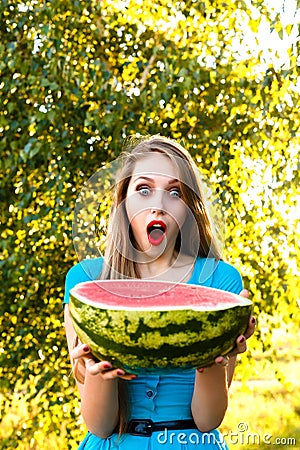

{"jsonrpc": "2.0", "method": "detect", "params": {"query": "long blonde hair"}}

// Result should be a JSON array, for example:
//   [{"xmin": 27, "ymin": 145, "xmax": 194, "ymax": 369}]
[{"xmin": 73, "ymin": 135, "xmax": 223, "ymax": 434}]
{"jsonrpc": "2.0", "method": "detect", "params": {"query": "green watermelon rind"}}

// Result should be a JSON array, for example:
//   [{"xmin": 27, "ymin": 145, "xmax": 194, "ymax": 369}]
[{"xmin": 69, "ymin": 285, "xmax": 252, "ymax": 371}]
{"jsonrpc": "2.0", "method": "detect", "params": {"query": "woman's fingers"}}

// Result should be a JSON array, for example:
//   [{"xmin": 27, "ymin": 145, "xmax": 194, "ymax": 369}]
[
  {"xmin": 71, "ymin": 343, "xmax": 137, "ymax": 380},
  {"xmin": 85, "ymin": 359, "xmax": 112, "ymax": 373},
  {"xmin": 238, "ymin": 288, "xmax": 256, "ymax": 339},
  {"xmin": 235, "ymin": 335, "xmax": 247, "ymax": 353},
  {"xmin": 84, "ymin": 357, "xmax": 137, "ymax": 380},
  {"xmin": 197, "ymin": 294, "xmax": 256, "ymax": 372},
  {"xmin": 88, "ymin": 362, "xmax": 137, "ymax": 380},
  {"xmin": 215, "ymin": 355, "xmax": 230, "ymax": 366},
  {"xmin": 239, "ymin": 289, "xmax": 249, "ymax": 298},
  {"xmin": 226, "ymin": 316, "xmax": 256, "ymax": 358},
  {"xmin": 197, "ymin": 355, "xmax": 231, "ymax": 373},
  {"xmin": 244, "ymin": 316, "xmax": 256, "ymax": 339},
  {"xmin": 70, "ymin": 343, "xmax": 91, "ymax": 360}
]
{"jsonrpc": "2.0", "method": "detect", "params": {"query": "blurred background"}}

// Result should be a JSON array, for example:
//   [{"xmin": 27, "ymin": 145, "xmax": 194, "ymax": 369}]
[{"xmin": 0, "ymin": 0, "xmax": 299, "ymax": 448}]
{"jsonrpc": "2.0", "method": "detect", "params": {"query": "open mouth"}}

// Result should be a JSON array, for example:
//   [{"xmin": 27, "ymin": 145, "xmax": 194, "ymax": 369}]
[{"xmin": 147, "ymin": 220, "xmax": 167, "ymax": 246}]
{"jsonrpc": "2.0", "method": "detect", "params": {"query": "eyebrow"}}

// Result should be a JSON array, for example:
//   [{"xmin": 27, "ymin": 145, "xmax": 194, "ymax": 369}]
[{"xmin": 132, "ymin": 176, "xmax": 180, "ymax": 184}]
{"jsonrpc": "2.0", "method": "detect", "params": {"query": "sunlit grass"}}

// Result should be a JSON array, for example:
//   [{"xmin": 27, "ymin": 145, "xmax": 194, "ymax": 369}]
[
  {"xmin": 222, "ymin": 382, "xmax": 300, "ymax": 449},
  {"xmin": 221, "ymin": 325, "xmax": 300, "ymax": 449}
]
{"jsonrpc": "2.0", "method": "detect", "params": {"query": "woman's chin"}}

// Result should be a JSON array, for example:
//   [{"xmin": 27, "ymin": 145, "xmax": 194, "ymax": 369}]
[{"xmin": 136, "ymin": 240, "xmax": 167, "ymax": 260}]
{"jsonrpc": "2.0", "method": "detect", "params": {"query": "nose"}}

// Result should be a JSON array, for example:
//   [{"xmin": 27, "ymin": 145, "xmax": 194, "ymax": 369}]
[
  {"xmin": 150, "ymin": 189, "xmax": 166, "ymax": 214},
  {"xmin": 151, "ymin": 207, "xmax": 165, "ymax": 214}
]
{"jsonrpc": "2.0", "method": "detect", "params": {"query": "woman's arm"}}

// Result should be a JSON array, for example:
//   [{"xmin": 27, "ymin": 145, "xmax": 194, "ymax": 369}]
[
  {"xmin": 64, "ymin": 305, "xmax": 130, "ymax": 438},
  {"xmin": 191, "ymin": 359, "xmax": 232, "ymax": 432},
  {"xmin": 191, "ymin": 315, "xmax": 255, "ymax": 431},
  {"xmin": 191, "ymin": 289, "xmax": 256, "ymax": 431}
]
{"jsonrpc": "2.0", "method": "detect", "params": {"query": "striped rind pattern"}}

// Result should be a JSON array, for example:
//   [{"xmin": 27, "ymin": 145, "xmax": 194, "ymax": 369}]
[{"xmin": 69, "ymin": 290, "xmax": 252, "ymax": 371}]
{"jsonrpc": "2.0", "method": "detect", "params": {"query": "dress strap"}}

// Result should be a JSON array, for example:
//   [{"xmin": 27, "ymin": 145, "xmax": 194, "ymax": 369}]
[{"xmin": 198, "ymin": 258, "xmax": 218, "ymax": 286}]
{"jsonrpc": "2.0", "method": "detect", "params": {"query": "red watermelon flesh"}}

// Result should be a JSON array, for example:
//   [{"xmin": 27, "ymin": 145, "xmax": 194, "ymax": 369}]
[{"xmin": 71, "ymin": 280, "xmax": 244, "ymax": 310}]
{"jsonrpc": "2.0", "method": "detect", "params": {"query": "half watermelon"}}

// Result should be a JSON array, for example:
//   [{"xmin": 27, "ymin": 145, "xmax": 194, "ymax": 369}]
[{"xmin": 69, "ymin": 280, "xmax": 252, "ymax": 372}]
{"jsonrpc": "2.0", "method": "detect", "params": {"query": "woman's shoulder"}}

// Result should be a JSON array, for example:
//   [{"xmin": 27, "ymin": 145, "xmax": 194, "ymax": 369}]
[
  {"xmin": 212, "ymin": 258, "xmax": 241, "ymax": 276},
  {"xmin": 63, "ymin": 257, "xmax": 104, "ymax": 305},
  {"xmin": 66, "ymin": 257, "xmax": 104, "ymax": 281},
  {"xmin": 192, "ymin": 257, "xmax": 243, "ymax": 294},
  {"xmin": 67, "ymin": 257, "xmax": 103, "ymax": 278}
]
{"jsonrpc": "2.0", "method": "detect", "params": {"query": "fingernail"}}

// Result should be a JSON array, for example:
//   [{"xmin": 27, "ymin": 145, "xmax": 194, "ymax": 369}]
[
  {"xmin": 116, "ymin": 369, "xmax": 125, "ymax": 376},
  {"xmin": 239, "ymin": 336, "xmax": 245, "ymax": 343},
  {"xmin": 103, "ymin": 363, "xmax": 112, "ymax": 369},
  {"xmin": 83, "ymin": 345, "xmax": 90, "ymax": 352}
]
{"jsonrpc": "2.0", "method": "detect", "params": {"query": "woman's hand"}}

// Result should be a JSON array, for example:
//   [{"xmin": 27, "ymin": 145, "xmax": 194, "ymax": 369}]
[
  {"xmin": 226, "ymin": 288, "xmax": 256, "ymax": 358},
  {"xmin": 71, "ymin": 343, "xmax": 137, "ymax": 381},
  {"xmin": 197, "ymin": 289, "xmax": 256, "ymax": 372}
]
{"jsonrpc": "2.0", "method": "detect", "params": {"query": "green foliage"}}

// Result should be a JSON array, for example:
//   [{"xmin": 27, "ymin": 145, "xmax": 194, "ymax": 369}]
[{"xmin": 0, "ymin": 0, "xmax": 299, "ymax": 448}]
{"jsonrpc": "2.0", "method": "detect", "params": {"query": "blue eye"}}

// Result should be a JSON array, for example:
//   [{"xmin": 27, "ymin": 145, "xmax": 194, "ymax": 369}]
[
  {"xmin": 170, "ymin": 189, "xmax": 180, "ymax": 198},
  {"xmin": 137, "ymin": 186, "xmax": 151, "ymax": 196}
]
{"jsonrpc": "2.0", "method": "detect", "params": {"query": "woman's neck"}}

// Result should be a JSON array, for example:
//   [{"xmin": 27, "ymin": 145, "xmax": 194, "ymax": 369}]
[
  {"xmin": 137, "ymin": 251, "xmax": 195, "ymax": 282},
  {"xmin": 137, "ymin": 248, "xmax": 176, "ymax": 278}
]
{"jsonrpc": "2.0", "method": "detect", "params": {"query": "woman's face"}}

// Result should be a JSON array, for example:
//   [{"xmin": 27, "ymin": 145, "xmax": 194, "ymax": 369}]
[{"xmin": 125, "ymin": 153, "xmax": 187, "ymax": 256}]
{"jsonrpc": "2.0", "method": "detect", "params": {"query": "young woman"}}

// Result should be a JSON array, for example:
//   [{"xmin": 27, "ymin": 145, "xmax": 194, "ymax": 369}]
[{"xmin": 64, "ymin": 135, "xmax": 255, "ymax": 449}]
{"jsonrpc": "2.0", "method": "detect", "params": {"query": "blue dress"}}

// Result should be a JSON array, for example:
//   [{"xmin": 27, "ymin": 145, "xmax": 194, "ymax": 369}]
[{"xmin": 64, "ymin": 258, "xmax": 243, "ymax": 449}]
